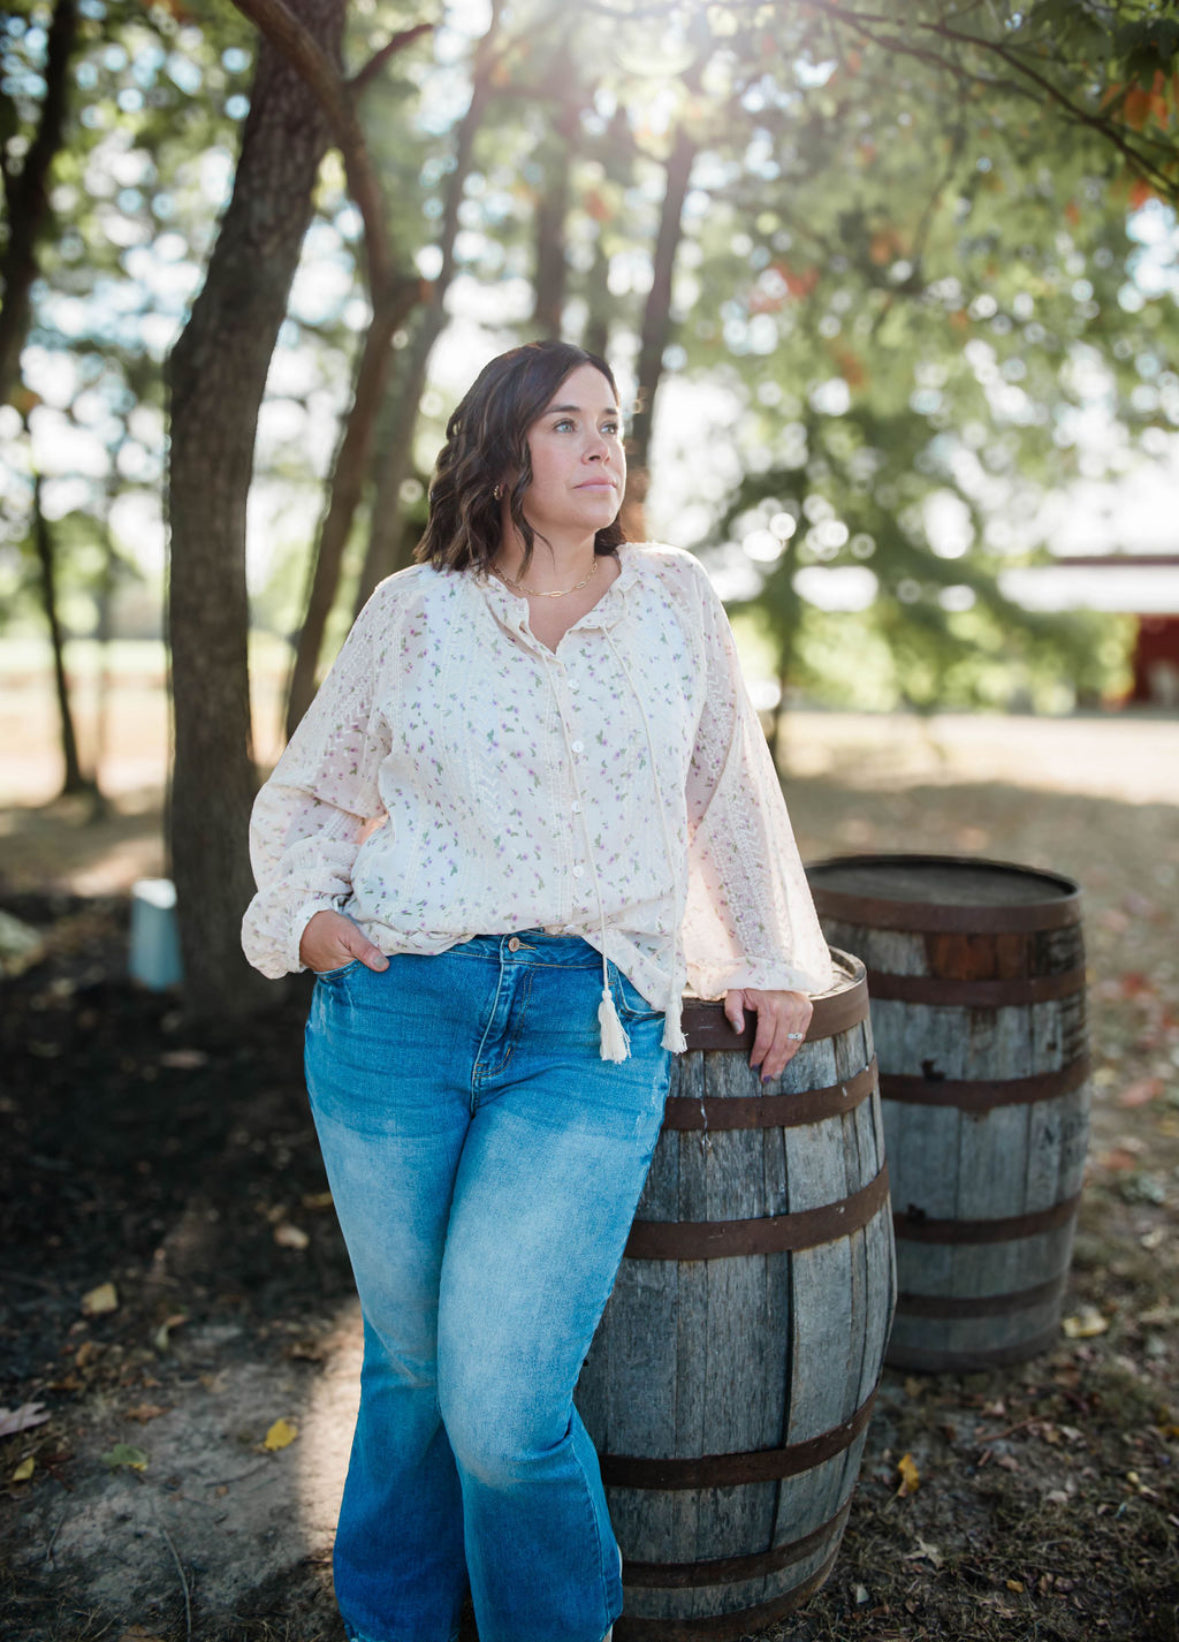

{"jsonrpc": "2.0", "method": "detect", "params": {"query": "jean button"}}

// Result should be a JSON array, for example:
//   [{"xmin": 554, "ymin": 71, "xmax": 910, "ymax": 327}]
[{"xmin": 507, "ymin": 936, "xmax": 521, "ymax": 952}]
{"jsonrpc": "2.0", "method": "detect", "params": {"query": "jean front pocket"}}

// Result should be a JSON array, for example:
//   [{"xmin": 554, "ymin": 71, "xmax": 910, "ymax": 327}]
[
  {"xmin": 609, "ymin": 964, "xmax": 665, "ymax": 1024},
  {"xmin": 313, "ymin": 957, "xmax": 362, "ymax": 982}
]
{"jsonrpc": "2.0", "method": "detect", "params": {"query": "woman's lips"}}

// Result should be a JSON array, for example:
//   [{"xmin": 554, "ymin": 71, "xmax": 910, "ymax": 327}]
[{"xmin": 577, "ymin": 479, "xmax": 617, "ymax": 490}]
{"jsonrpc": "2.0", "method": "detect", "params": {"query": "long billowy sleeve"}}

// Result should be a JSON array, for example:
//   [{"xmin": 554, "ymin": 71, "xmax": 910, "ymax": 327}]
[
  {"xmin": 241, "ymin": 583, "xmax": 395, "ymax": 979},
  {"xmin": 680, "ymin": 563, "xmax": 834, "ymax": 1001}
]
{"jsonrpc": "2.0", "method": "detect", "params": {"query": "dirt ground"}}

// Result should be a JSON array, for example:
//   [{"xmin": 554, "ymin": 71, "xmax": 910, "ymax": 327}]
[{"xmin": 1, "ymin": 706, "xmax": 1177, "ymax": 1642}]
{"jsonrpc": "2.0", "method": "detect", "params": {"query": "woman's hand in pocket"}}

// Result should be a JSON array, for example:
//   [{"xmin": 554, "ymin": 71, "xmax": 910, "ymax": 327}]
[{"xmin": 299, "ymin": 910, "xmax": 389, "ymax": 974}]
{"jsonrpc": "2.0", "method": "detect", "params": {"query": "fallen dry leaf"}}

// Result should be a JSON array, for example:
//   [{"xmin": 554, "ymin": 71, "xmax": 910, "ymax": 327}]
[
  {"xmin": 1063, "ymin": 1307, "xmax": 1109, "ymax": 1339},
  {"xmin": 1117, "ymin": 1077, "xmax": 1164, "ymax": 1109},
  {"xmin": 286, "ymin": 1339, "xmax": 326, "ymax": 1363},
  {"xmin": 1096, "ymin": 1147, "xmax": 1139, "ymax": 1172},
  {"xmin": 1007, "ymin": 1578, "xmax": 1026, "ymax": 1593},
  {"xmin": 895, "ymin": 1452, "xmax": 920, "ymax": 1497},
  {"xmin": 273, "ymin": 1222, "xmax": 310, "ymax": 1251},
  {"xmin": 11, "ymin": 1457, "xmax": 35, "ymax": 1483},
  {"xmin": 119, "ymin": 1628, "xmax": 168, "ymax": 1641},
  {"xmin": 125, "ymin": 1404, "xmax": 168, "ymax": 1424},
  {"xmin": 904, "ymin": 1536, "xmax": 943, "ymax": 1568},
  {"xmin": 0, "ymin": 1404, "xmax": 51, "ymax": 1438},
  {"xmin": 153, "ymin": 1312, "xmax": 188, "ymax": 1353},
  {"xmin": 75, "ymin": 1339, "xmax": 104, "ymax": 1368},
  {"xmin": 263, "ymin": 1418, "xmax": 298, "ymax": 1452},
  {"xmin": 81, "ymin": 1282, "xmax": 118, "ymax": 1317},
  {"xmin": 301, "ymin": 1190, "xmax": 333, "ymax": 1210},
  {"xmin": 158, "ymin": 1048, "xmax": 208, "ymax": 1069}
]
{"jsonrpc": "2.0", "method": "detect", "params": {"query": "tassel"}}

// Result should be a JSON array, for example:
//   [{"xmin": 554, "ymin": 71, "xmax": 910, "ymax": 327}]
[
  {"xmin": 661, "ymin": 991, "xmax": 687, "ymax": 1054},
  {"xmin": 598, "ymin": 986, "xmax": 631, "ymax": 1062}
]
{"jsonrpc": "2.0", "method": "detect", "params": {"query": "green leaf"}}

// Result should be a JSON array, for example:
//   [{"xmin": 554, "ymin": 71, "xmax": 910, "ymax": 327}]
[{"xmin": 101, "ymin": 1444, "xmax": 149, "ymax": 1472}]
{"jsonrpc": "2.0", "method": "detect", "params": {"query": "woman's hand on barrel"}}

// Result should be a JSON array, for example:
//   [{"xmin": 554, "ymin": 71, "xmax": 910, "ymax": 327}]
[
  {"xmin": 723, "ymin": 989, "xmax": 813, "ymax": 1081},
  {"xmin": 299, "ymin": 910, "xmax": 390, "ymax": 974}
]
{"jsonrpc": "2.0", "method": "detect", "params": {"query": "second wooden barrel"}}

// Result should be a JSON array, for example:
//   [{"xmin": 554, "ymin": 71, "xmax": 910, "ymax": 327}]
[
  {"xmin": 806, "ymin": 853, "xmax": 1091, "ymax": 1373},
  {"xmin": 575, "ymin": 950, "xmax": 895, "ymax": 1640}
]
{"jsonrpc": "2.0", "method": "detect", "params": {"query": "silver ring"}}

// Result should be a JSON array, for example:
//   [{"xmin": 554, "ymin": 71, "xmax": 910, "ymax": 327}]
[{"xmin": 786, "ymin": 1031, "xmax": 804, "ymax": 1039}]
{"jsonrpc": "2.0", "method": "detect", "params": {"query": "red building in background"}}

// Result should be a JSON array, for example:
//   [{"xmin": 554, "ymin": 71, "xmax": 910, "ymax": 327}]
[
  {"xmin": 1049, "ymin": 554, "xmax": 1179, "ymax": 708},
  {"xmin": 1130, "ymin": 613, "xmax": 1179, "ymax": 706}
]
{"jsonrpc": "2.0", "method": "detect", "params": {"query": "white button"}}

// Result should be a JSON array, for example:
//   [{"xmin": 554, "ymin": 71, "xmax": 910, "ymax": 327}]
[
  {"xmin": 571, "ymin": 739, "xmax": 583, "ymax": 753},
  {"xmin": 571, "ymin": 800, "xmax": 582, "ymax": 813},
  {"xmin": 572, "ymin": 865, "xmax": 585, "ymax": 878},
  {"xmin": 568, "ymin": 680, "xmax": 580, "ymax": 693}
]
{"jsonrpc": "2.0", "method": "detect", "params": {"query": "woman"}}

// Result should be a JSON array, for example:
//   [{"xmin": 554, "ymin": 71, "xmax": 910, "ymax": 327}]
[{"xmin": 242, "ymin": 339, "xmax": 833, "ymax": 1642}]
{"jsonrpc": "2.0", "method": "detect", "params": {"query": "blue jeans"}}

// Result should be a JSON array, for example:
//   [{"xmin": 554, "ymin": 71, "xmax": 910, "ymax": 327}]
[{"xmin": 303, "ymin": 930, "xmax": 673, "ymax": 1642}]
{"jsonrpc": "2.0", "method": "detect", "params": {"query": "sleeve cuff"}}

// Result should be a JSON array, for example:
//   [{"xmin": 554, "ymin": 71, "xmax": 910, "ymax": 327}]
[
  {"xmin": 686, "ymin": 953, "xmax": 835, "ymax": 1001},
  {"xmin": 288, "ymin": 897, "xmax": 348, "ymax": 976}
]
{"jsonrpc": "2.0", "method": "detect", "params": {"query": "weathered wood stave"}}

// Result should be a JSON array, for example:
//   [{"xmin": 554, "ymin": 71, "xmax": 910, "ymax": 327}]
[
  {"xmin": 575, "ymin": 951, "xmax": 895, "ymax": 1638},
  {"xmin": 806, "ymin": 853, "xmax": 1091, "ymax": 1373}
]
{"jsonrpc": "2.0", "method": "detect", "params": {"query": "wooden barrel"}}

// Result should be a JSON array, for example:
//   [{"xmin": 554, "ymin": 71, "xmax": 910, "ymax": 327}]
[
  {"xmin": 575, "ymin": 951, "xmax": 895, "ymax": 1640},
  {"xmin": 805, "ymin": 853, "xmax": 1090, "ymax": 1373}
]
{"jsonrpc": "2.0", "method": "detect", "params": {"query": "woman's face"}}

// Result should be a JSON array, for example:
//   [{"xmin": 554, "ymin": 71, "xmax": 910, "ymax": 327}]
[{"xmin": 512, "ymin": 364, "xmax": 626, "ymax": 543}]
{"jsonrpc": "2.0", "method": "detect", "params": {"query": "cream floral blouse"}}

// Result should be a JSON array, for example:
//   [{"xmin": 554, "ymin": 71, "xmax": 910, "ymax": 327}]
[{"xmin": 241, "ymin": 540, "xmax": 834, "ymax": 1058}]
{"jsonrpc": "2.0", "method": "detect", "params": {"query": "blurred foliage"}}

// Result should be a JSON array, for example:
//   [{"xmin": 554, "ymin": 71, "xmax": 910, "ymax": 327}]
[{"xmin": 2, "ymin": 0, "xmax": 1177, "ymax": 713}]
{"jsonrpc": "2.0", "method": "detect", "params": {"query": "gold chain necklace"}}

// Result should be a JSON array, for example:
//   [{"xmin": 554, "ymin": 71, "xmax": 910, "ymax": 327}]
[{"xmin": 492, "ymin": 555, "xmax": 600, "ymax": 599}]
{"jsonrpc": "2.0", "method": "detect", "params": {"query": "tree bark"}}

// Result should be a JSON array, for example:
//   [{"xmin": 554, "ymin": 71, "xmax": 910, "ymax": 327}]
[
  {"xmin": 532, "ymin": 67, "xmax": 578, "ymax": 340},
  {"xmin": 166, "ymin": 0, "xmax": 345, "ymax": 1021},
  {"xmin": 347, "ymin": 0, "xmax": 505, "ymax": 616},
  {"xmin": 583, "ymin": 108, "xmax": 631, "ymax": 361},
  {"xmin": 30, "ymin": 471, "xmax": 90, "ymax": 798},
  {"xmin": 282, "ymin": 275, "xmax": 419, "ymax": 739},
  {"xmin": 628, "ymin": 122, "xmax": 697, "ymax": 480},
  {"xmin": 351, "ymin": 307, "xmax": 442, "ymax": 608},
  {"xmin": 0, "ymin": 0, "xmax": 77, "ymax": 410}
]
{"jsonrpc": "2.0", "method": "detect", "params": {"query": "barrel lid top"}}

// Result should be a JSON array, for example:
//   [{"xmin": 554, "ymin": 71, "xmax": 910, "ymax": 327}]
[{"xmin": 805, "ymin": 853, "xmax": 1080, "ymax": 908}]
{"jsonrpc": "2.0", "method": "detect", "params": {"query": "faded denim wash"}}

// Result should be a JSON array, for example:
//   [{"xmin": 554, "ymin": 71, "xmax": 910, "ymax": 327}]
[{"xmin": 303, "ymin": 929, "xmax": 672, "ymax": 1642}]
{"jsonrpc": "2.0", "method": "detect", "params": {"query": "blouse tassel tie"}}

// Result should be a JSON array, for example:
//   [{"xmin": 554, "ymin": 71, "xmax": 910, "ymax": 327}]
[
  {"xmin": 546, "ymin": 667, "xmax": 633, "ymax": 1062},
  {"xmin": 597, "ymin": 979, "xmax": 630, "ymax": 1062},
  {"xmin": 605, "ymin": 631, "xmax": 688, "ymax": 1056}
]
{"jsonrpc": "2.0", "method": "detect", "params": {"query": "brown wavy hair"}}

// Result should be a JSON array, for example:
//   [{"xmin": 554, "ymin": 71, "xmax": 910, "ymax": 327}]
[{"xmin": 414, "ymin": 340, "xmax": 627, "ymax": 579}]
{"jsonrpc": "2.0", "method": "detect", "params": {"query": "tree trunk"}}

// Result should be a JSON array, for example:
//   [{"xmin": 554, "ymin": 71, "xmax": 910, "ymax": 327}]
[
  {"xmin": 628, "ymin": 122, "xmax": 697, "ymax": 480},
  {"xmin": 346, "ymin": 1, "xmax": 505, "ymax": 617},
  {"xmin": 532, "ymin": 112, "xmax": 574, "ymax": 339},
  {"xmin": 166, "ymin": 0, "xmax": 345, "ymax": 1022},
  {"xmin": 350, "ymin": 306, "xmax": 442, "ymax": 614},
  {"xmin": 531, "ymin": 47, "xmax": 581, "ymax": 340},
  {"xmin": 30, "ymin": 472, "xmax": 90, "ymax": 798},
  {"xmin": 282, "ymin": 284, "xmax": 418, "ymax": 739},
  {"xmin": 88, "ymin": 480, "xmax": 122, "ymax": 821},
  {"xmin": 0, "ymin": 0, "xmax": 77, "ymax": 410},
  {"xmin": 769, "ymin": 656, "xmax": 791, "ymax": 773},
  {"xmin": 583, "ymin": 106, "xmax": 632, "ymax": 359}
]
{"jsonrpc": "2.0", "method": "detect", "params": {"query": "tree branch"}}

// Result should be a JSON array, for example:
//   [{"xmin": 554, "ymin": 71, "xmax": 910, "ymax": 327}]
[
  {"xmin": 230, "ymin": 0, "xmax": 428, "ymax": 300},
  {"xmin": 348, "ymin": 22, "xmax": 435, "ymax": 96},
  {"xmin": 803, "ymin": 0, "xmax": 1179, "ymax": 200}
]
